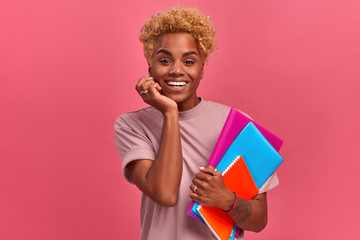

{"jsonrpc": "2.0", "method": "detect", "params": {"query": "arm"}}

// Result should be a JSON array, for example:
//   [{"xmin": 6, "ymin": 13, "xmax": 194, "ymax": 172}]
[
  {"xmin": 225, "ymin": 192, "xmax": 267, "ymax": 232},
  {"xmin": 127, "ymin": 76, "xmax": 182, "ymax": 207},
  {"xmin": 189, "ymin": 165, "xmax": 268, "ymax": 232}
]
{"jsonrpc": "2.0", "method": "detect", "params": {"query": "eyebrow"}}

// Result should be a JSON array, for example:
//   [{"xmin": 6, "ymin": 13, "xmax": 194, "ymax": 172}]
[
  {"xmin": 156, "ymin": 49, "xmax": 199, "ymax": 57},
  {"xmin": 183, "ymin": 51, "xmax": 199, "ymax": 57}
]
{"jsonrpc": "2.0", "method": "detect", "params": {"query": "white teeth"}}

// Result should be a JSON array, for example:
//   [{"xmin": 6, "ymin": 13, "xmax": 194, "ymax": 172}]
[{"xmin": 167, "ymin": 81, "xmax": 187, "ymax": 87}]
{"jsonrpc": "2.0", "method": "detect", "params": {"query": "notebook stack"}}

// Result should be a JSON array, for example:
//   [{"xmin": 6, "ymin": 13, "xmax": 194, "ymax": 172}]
[{"xmin": 187, "ymin": 108, "xmax": 284, "ymax": 240}]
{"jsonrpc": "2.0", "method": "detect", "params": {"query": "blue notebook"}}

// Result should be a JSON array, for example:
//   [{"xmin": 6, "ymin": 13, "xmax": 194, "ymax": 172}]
[{"xmin": 216, "ymin": 122, "xmax": 283, "ymax": 189}]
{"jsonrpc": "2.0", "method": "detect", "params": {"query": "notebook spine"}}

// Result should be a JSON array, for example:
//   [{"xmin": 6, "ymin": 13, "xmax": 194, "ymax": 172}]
[{"xmin": 222, "ymin": 156, "xmax": 241, "ymax": 176}]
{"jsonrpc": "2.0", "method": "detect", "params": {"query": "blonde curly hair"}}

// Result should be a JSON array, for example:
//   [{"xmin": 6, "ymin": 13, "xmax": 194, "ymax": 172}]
[{"xmin": 139, "ymin": 6, "xmax": 216, "ymax": 64}]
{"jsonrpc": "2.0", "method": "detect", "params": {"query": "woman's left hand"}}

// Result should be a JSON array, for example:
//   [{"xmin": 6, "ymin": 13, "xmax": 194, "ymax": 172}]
[{"xmin": 189, "ymin": 165, "xmax": 235, "ymax": 211}]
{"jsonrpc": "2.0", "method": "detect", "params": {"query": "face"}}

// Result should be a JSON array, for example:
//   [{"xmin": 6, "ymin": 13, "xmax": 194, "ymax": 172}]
[{"xmin": 149, "ymin": 32, "xmax": 204, "ymax": 111}]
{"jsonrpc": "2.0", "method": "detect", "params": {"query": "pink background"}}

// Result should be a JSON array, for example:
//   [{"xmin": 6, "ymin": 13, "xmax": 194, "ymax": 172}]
[{"xmin": 1, "ymin": 0, "xmax": 359, "ymax": 239}]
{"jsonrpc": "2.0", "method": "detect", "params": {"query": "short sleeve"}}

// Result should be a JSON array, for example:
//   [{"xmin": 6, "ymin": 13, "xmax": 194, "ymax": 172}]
[
  {"xmin": 258, "ymin": 171, "xmax": 279, "ymax": 193},
  {"xmin": 114, "ymin": 116, "xmax": 156, "ymax": 183}
]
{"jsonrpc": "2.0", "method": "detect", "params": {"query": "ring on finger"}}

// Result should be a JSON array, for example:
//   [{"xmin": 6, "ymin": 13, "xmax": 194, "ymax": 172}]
[
  {"xmin": 213, "ymin": 169, "xmax": 217, "ymax": 175},
  {"xmin": 193, "ymin": 186, "xmax": 197, "ymax": 194},
  {"xmin": 139, "ymin": 90, "xmax": 149, "ymax": 95}
]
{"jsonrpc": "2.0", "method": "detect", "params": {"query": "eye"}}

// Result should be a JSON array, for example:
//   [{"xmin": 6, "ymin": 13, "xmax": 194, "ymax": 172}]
[
  {"xmin": 184, "ymin": 60, "xmax": 195, "ymax": 65},
  {"xmin": 160, "ymin": 59, "xmax": 171, "ymax": 64}
]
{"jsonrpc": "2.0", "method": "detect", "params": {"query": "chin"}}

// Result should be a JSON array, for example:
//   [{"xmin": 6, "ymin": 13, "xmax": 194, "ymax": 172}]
[{"xmin": 167, "ymin": 94, "xmax": 188, "ymax": 104}]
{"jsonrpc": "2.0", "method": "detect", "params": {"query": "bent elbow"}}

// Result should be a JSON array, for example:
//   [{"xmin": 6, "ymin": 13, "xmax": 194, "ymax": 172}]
[
  {"xmin": 157, "ymin": 195, "xmax": 178, "ymax": 207},
  {"xmin": 153, "ymin": 191, "xmax": 178, "ymax": 207},
  {"xmin": 253, "ymin": 219, "xmax": 268, "ymax": 233},
  {"xmin": 160, "ymin": 198, "xmax": 177, "ymax": 207}
]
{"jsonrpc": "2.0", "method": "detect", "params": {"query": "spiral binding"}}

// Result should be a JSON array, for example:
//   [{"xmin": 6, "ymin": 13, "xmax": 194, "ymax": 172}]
[{"xmin": 222, "ymin": 155, "xmax": 241, "ymax": 176}]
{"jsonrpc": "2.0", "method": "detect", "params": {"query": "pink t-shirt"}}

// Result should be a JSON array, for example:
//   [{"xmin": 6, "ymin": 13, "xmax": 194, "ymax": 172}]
[{"xmin": 114, "ymin": 99, "xmax": 279, "ymax": 240}]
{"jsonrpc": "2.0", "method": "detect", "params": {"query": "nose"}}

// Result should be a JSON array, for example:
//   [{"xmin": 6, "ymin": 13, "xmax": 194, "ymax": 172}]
[{"xmin": 169, "ymin": 61, "xmax": 185, "ymax": 76}]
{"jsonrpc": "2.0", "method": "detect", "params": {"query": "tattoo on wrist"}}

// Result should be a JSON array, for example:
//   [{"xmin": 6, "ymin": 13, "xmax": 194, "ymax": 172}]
[{"xmin": 230, "ymin": 197, "xmax": 252, "ymax": 224}]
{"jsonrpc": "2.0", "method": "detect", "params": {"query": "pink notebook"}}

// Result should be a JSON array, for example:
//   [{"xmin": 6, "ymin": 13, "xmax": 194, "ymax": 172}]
[{"xmin": 187, "ymin": 108, "xmax": 283, "ymax": 219}]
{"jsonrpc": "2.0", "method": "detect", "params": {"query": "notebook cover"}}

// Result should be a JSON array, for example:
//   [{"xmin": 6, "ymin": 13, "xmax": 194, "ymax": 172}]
[
  {"xmin": 208, "ymin": 108, "xmax": 283, "ymax": 167},
  {"xmin": 216, "ymin": 122, "xmax": 284, "ymax": 189},
  {"xmin": 197, "ymin": 156, "xmax": 259, "ymax": 240},
  {"xmin": 198, "ymin": 205, "xmax": 233, "ymax": 240},
  {"xmin": 188, "ymin": 108, "xmax": 283, "ymax": 219}
]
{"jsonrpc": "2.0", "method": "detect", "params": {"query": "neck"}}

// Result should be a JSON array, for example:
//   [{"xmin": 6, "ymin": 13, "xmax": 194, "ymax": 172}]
[{"xmin": 177, "ymin": 97, "xmax": 201, "ymax": 112}]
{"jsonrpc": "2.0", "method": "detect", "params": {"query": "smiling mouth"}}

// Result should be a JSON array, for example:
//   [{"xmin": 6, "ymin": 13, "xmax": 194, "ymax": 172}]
[{"xmin": 165, "ymin": 81, "xmax": 188, "ymax": 88}]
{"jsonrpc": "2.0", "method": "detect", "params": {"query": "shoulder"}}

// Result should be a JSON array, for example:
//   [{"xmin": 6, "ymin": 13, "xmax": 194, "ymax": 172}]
[
  {"xmin": 204, "ymin": 100, "xmax": 253, "ymax": 119},
  {"xmin": 114, "ymin": 106, "xmax": 160, "ymax": 129},
  {"xmin": 205, "ymin": 100, "xmax": 230, "ymax": 110},
  {"xmin": 203, "ymin": 100, "xmax": 231, "ymax": 115},
  {"xmin": 115, "ymin": 106, "xmax": 154, "ymax": 123}
]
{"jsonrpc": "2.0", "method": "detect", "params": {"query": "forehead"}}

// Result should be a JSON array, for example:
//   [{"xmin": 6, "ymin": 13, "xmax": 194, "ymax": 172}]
[{"xmin": 153, "ymin": 32, "xmax": 200, "ymax": 54}]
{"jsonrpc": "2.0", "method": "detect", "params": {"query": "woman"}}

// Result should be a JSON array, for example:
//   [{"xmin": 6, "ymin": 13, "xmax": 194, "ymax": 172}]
[{"xmin": 114, "ymin": 6, "xmax": 278, "ymax": 240}]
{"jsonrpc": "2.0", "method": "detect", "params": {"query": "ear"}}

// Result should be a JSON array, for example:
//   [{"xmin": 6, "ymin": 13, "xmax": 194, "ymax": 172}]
[
  {"xmin": 148, "ymin": 65, "xmax": 152, "ymax": 77},
  {"xmin": 200, "ymin": 63, "xmax": 204, "ymax": 79}
]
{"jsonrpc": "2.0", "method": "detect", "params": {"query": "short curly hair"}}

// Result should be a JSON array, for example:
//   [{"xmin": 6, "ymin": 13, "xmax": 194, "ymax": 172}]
[{"xmin": 139, "ymin": 6, "xmax": 216, "ymax": 64}]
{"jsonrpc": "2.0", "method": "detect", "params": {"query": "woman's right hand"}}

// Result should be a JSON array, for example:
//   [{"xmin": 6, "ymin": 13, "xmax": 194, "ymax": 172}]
[{"xmin": 135, "ymin": 76, "xmax": 178, "ymax": 114}]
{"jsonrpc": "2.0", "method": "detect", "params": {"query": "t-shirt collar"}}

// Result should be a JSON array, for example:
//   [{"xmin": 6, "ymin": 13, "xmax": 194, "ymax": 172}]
[{"xmin": 178, "ymin": 97, "xmax": 207, "ymax": 121}]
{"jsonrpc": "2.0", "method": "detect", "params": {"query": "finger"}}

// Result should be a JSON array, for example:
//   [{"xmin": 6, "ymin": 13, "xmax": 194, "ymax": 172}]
[
  {"xmin": 141, "ymin": 84, "xmax": 157, "ymax": 99},
  {"xmin": 138, "ymin": 80, "xmax": 157, "ymax": 97},
  {"xmin": 135, "ymin": 76, "xmax": 148, "ymax": 91},
  {"xmin": 156, "ymin": 83, "xmax": 162, "ymax": 91},
  {"xmin": 192, "ymin": 178, "xmax": 205, "ymax": 191},
  {"xmin": 136, "ymin": 76, "xmax": 153, "ymax": 92},
  {"xmin": 199, "ymin": 166, "xmax": 214, "ymax": 175},
  {"xmin": 147, "ymin": 82, "xmax": 161, "ymax": 96},
  {"xmin": 212, "ymin": 168, "xmax": 221, "ymax": 176},
  {"xmin": 190, "ymin": 184, "xmax": 201, "ymax": 195},
  {"xmin": 195, "ymin": 171, "xmax": 213, "ymax": 182},
  {"xmin": 140, "ymin": 79, "xmax": 156, "ymax": 91},
  {"xmin": 189, "ymin": 192, "xmax": 200, "ymax": 202},
  {"xmin": 200, "ymin": 165, "xmax": 221, "ymax": 176}
]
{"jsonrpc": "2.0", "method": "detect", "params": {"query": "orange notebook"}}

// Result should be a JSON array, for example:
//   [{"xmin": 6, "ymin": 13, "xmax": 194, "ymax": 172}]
[{"xmin": 197, "ymin": 156, "xmax": 259, "ymax": 240}]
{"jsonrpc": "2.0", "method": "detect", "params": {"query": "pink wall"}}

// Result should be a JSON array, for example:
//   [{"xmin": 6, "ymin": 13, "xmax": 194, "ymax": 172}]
[{"xmin": 1, "ymin": 0, "xmax": 359, "ymax": 239}]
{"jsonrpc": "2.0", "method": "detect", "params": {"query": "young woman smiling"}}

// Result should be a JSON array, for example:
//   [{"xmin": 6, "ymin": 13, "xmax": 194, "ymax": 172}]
[{"xmin": 115, "ymin": 7, "xmax": 279, "ymax": 240}]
